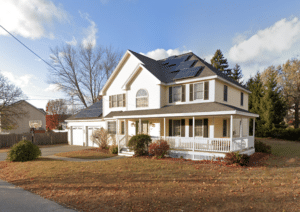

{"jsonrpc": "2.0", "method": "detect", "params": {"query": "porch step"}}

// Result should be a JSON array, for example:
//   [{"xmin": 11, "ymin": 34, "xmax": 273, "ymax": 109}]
[{"xmin": 119, "ymin": 147, "xmax": 134, "ymax": 157}]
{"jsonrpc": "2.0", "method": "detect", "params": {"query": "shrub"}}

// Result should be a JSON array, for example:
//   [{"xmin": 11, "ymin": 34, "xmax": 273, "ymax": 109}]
[
  {"xmin": 149, "ymin": 139, "xmax": 170, "ymax": 158},
  {"xmin": 224, "ymin": 151, "xmax": 250, "ymax": 166},
  {"xmin": 239, "ymin": 154, "xmax": 250, "ymax": 166},
  {"xmin": 255, "ymin": 140, "xmax": 271, "ymax": 154},
  {"xmin": 7, "ymin": 140, "xmax": 41, "ymax": 162},
  {"xmin": 90, "ymin": 128, "xmax": 109, "ymax": 149},
  {"xmin": 109, "ymin": 145, "xmax": 118, "ymax": 154},
  {"xmin": 128, "ymin": 134, "xmax": 152, "ymax": 156}
]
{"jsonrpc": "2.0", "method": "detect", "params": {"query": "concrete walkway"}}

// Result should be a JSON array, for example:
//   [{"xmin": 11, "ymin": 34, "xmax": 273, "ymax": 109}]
[{"xmin": 0, "ymin": 179, "xmax": 77, "ymax": 212}]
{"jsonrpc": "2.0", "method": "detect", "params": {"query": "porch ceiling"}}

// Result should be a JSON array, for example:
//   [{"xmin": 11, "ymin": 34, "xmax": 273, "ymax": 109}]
[{"xmin": 104, "ymin": 102, "xmax": 259, "ymax": 119}]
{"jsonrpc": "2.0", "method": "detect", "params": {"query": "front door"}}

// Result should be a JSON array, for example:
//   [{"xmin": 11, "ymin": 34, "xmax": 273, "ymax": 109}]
[{"xmin": 136, "ymin": 121, "xmax": 148, "ymax": 135}]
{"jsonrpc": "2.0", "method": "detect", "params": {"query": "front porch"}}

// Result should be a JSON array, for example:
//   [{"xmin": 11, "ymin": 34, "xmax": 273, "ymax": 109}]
[{"xmin": 113, "ymin": 114, "xmax": 256, "ymax": 159}]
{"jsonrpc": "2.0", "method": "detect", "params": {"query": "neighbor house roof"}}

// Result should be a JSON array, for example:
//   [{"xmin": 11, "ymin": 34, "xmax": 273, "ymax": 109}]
[
  {"xmin": 66, "ymin": 100, "xmax": 103, "ymax": 120},
  {"xmin": 104, "ymin": 102, "xmax": 258, "ymax": 118},
  {"xmin": 9, "ymin": 100, "xmax": 46, "ymax": 116},
  {"xmin": 128, "ymin": 50, "xmax": 248, "ymax": 91}
]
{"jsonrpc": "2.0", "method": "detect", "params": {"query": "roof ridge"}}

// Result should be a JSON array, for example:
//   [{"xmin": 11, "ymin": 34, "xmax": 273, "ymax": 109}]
[{"xmin": 158, "ymin": 51, "xmax": 194, "ymax": 61}]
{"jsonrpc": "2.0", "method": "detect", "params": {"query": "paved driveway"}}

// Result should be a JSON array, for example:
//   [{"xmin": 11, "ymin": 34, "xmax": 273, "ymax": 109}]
[{"xmin": 0, "ymin": 145, "xmax": 93, "ymax": 161}]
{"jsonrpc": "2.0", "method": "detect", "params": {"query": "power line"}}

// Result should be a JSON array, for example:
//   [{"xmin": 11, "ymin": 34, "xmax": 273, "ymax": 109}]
[{"xmin": 0, "ymin": 25, "xmax": 57, "ymax": 72}]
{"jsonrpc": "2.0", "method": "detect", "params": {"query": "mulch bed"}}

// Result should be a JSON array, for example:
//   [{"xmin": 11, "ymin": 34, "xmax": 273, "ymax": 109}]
[{"xmin": 133, "ymin": 152, "xmax": 271, "ymax": 168}]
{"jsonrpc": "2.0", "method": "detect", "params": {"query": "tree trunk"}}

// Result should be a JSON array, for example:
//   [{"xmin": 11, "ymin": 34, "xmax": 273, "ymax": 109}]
[{"xmin": 294, "ymin": 102, "xmax": 299, "ymax": 128}]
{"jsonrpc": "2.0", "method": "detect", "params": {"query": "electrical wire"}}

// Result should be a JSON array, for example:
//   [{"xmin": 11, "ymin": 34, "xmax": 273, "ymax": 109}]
[{"xmin": 0, "ymin": 25, "xmax": 58, "ymax": 72}]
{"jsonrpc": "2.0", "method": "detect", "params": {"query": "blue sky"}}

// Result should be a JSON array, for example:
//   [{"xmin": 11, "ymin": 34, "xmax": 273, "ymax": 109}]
[{"xmin": 1, "ymin": 0, "xmax": 300, "ymax": 110}]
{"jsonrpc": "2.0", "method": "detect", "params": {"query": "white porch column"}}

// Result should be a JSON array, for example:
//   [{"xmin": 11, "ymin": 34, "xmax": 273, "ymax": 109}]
[
  {"xmin": 164, "ymin": 118, "xmax": 166, "ymax": 140},
  {"xmin": 193, "ymin": 116, "xmax": 195, "ymax": 151},
  {"xmin": 253, "ymin": 118, "xmax": 256, "ymax": 137},
  {"xmin": 116, "ymin": 119, "xmax": 119, "ymax": 153},
  {"xmin": 139, "ymin": 118, "xmax": 141, "ymax": 134},
  {"xmin": 124, "ymin": 119, "xmax": 127, "ymax": 147},
  {"xmin": 230, "ymin": 115, "xmax": 233, "ymax": 151}
]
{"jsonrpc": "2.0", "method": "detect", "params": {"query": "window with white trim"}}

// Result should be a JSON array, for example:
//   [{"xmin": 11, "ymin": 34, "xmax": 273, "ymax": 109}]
[
  {"xmin": 194, "ymin": 82, "xmax": 204, "ymax": 100},
  {"xmin": 136, "ymin": 89, "xmax": 148, "ymax": 107},
  {"xmin": 108, "ymin": 121, "xmax": 116, "ymax": 134},
  {"xmin": 109, "ymin": 94, "xmax": 126, "ymax": 108}
]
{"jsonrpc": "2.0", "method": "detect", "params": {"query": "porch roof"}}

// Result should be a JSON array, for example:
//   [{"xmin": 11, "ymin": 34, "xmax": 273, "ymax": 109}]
[{"xmin": 104, "ymin": 102, "xmax": 259, "ymax": 119}]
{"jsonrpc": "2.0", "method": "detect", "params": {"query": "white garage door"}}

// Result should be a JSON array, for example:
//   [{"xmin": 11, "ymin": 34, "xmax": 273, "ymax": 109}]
[
  {"xmin": 87, "ymin": 127, "xmax": 100, "ymax": 147},
  {"xmin": 72, "ymin": 127, "xmax": 84, "ymax": 146}
]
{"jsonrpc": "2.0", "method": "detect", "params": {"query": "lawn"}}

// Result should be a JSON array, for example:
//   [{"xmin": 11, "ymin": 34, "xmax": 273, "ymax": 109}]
[
  {"xmin": 54, "ymin": 148, "xmax": 117, "ymax": 159},
  {"xmin": 0, "ymin": 138, "xmax": 299, "ymax": 211}
]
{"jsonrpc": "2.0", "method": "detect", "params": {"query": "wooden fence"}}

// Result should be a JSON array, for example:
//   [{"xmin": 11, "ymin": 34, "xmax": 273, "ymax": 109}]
[{"xmin": 0, "ymin": 132, "xmax": 68, "ymax": 148}]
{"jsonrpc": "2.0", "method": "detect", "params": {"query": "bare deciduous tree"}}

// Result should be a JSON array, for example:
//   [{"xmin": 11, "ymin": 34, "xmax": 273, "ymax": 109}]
[
  {"xmin": 48, "ymin": 43, "xmax": 122, "ymax": 108},
  {"xmin": 0, "ymin": 73, "xmax": 28, "ymax": 130},
  {"xmin": 90, "ymin": 128, "xmax": 109, "ymax": 149}
]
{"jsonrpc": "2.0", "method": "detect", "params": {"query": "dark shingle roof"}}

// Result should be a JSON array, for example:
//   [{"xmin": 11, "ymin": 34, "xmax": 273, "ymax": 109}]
[
  {"xmin": 66, "ymin": 100, "xmax": 103, "ymax": 120},
  {"xmin": 128, "ymin": 50, "xmax": 248, "ymax": 91},
  {"xmin": 105, "ymin": 102, "xmax": 255, "ymax": 118}
]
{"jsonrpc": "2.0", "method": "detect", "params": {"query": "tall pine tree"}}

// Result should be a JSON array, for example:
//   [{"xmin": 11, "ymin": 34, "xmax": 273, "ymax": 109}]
[
  {"xmin": 210, "ymin": 49, "xmax": 232, "ymax": 77},
  {"xmin": 246, "ymin": 72, "xmax": 264, "ymax": 136},
  {"xmin": 232, "ymin": 64, "xmax": 243, "ymax": 83},
  {"xmin": 260, "ymin": 66, "xmax": 287, "ymax": 131}
]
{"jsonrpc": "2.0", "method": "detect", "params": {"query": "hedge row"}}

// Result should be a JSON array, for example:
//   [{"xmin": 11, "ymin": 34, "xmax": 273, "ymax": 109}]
[{"xmin": 257, "ymin": 128, "xmax": 300, "ymax": 141}]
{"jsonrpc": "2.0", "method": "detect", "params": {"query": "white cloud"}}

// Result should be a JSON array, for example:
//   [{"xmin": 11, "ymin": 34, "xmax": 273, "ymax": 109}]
[
  {"xmin": 0, "ymin": 0, "xmax": 69, "ymax": 39},
  {"xmin": 229, "ymin": 17, "xmax": 300, "ymax": 65},
  {"xmin": 80, "ymin": 12, "xmax": 97, "ymax": 48},
  {"xmin": 66, "ymin": 36, "xmax": 77, "ymax": 46},
  {"xmin": 227, "ymin": 17, "xmax": 300, "ymax": 80},
  {"xmin": 45, "ymin": 84, "xmax": 61, "ymax": 92},
  {"xmin": 141, "ymin": 48, "xmax": 192, "ymax": 60},
  {"xmin": 1, "ymin": 71, "xmax": 34, "ymax": 88}
]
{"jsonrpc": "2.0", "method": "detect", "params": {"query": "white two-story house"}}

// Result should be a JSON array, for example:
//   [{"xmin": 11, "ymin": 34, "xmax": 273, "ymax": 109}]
[{"xmin": 66, "ymin": 50, "xmax": 259, "ymax": 160}]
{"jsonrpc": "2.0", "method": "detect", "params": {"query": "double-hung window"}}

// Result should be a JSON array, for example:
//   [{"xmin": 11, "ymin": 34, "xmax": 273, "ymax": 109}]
[
  {"xmin": 173, "ymin": 86, "xmax": 181, "ymax": 102},
  {"xmin": 189, "ymin": 81, "xmax": 209, "ymax": 101},
  {"xmin": 194, "ymin": 82, "xmax": 204, "ymax": 100},
  {"xmin": 195, "ymin": 119, "xmax": 203, "ymax": 137},
  {"xmin": 109, "ymin": 94, "xmax": 126, "ymax": 108},
  {"xmin": 108, "ymin": 121, "xmax": 116, "ymax": 135},
  {"xmin": 173, "ymin": 120, "xmax": 181, "ymax": 136},
  {"xmin": 136, "ymin": 89, "xmax": 148, "ymax": 107}
]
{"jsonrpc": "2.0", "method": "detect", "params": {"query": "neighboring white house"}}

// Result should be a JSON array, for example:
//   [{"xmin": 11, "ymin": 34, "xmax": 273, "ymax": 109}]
[
  {"xmin": 66, "ymin": 50, "xmax": 259, "ymax": 160},
  {"xmin": 0, "ymin": 100, "xmax": 46, "ymax": 134}
]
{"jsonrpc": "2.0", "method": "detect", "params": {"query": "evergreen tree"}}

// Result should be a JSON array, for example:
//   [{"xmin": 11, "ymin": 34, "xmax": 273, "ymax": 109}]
[
  {"xmin": 210, "ymin": 49, "xmax": 232, "ymax": 77},
  {"xmin": 246, "ymin": 72, "xmax": 264, "ymax": 136},
  {"xmin": 232, "ymin": 64, "xmax": 243, "ymax": 83},
  {"xmin": 260, "ymin": 66, "xmax": 287, "ymax": 131}
]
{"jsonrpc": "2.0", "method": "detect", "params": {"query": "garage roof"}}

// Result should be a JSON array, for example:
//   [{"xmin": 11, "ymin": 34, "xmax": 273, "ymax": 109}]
[{"xmin": 66, "ymin": 100, "xmax": 102, "ymax": 120}]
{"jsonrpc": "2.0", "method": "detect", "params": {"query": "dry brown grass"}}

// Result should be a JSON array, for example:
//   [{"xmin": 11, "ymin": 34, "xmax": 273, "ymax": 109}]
[
  {"xmin": 0, "ymin": 138, "xmax": 299, "ymax": 211},
  {"xmin": 54, "ymin": 148, "xmax": 116, "ymax": 159}
]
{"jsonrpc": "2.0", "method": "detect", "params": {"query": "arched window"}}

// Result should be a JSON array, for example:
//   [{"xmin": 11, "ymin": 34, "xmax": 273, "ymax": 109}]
[{"xmin": 136, "ymin": 89, "xmax": 148, "ymax": 107}]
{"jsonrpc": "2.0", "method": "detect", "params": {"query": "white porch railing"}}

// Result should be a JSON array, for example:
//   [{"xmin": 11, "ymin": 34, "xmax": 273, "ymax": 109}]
[{"xmin": 151, "ymin": 136, "xmax": 254, "ymax": 153}]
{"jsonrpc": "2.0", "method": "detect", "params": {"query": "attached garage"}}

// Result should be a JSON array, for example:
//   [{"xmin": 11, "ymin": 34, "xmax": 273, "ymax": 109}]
[
  {"xmin": 72, "ymin": 127, "xmax": 84, "ymax": 146},
  {"xmin": 66, "ymin": 100, "xmax": 105, "ymax": 146}
]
